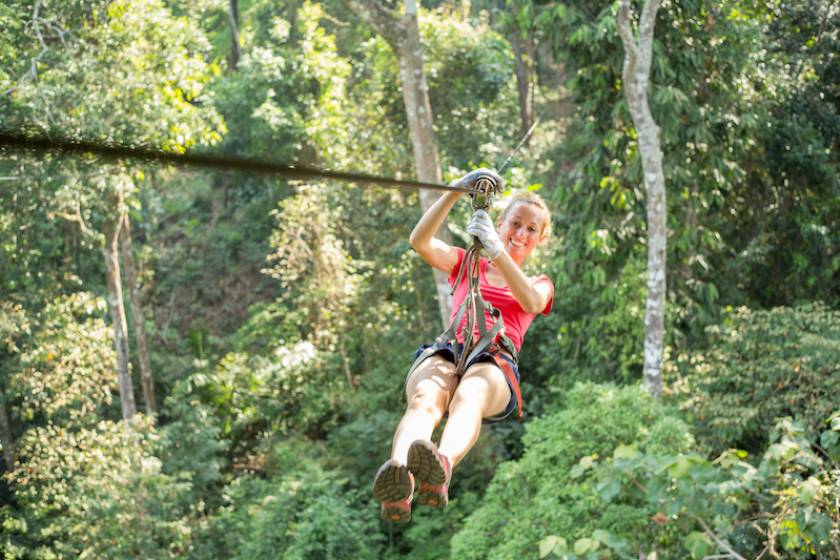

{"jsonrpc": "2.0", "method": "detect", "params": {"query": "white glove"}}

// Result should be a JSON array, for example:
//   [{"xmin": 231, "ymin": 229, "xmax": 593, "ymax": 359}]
[{"xmin": 467, "ymin": 210, "xmax": 504, "ymax": 260}]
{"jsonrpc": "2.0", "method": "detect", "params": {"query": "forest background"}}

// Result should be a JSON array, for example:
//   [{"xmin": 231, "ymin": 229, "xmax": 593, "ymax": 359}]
[{"xmin": 0, "ymin": 0, "xmax": 838, "ymax": 558}]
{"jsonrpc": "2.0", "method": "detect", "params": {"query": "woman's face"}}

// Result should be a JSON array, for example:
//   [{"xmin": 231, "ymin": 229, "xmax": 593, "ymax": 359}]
[{"xmin": 496, "ymin": 202, "xmax": 547, "ymax": 263}]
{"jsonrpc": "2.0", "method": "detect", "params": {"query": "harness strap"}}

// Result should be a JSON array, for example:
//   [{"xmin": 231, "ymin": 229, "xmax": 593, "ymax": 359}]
[
  {"xmin": 463, "ymin": 309, "xmax": 504, "ymax": 368},
  {"xmin": 491, "ymin": 353, "xmax": 523, "ymax": 419}
]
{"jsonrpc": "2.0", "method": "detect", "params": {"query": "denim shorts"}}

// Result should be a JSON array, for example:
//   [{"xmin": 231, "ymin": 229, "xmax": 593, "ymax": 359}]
[{"xmin": 408, "ymin": 341, "xmax": 520, "ymax": 424}]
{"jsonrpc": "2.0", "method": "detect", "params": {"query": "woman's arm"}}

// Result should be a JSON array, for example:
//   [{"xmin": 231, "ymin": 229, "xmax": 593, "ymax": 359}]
[
  {"xmin": 409, "ymin": 191, "xmax": 463, "ymax": 274},
  {"xmin": 491, "ymin": 252, "xmax": 553, "ymax": 315}
]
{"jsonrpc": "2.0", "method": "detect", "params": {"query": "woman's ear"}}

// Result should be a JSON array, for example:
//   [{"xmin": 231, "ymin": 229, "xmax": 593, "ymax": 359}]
[{"xmin": 539, "ymin": 225, "xmax": 549, "ymax": 245}]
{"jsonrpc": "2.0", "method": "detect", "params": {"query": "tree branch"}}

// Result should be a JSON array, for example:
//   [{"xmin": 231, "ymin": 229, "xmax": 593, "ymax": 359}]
[
  {"xmin": 637, "ymin": 0, "xmax": 661, "ymax": 85},
  {"xmin": 3, "ymin": 0, "xmax": 71, "ymax": 97},
  {"xmin": 690, "ymin": 515, "xmax": 747, "ymax": 560},
  {"xmin": 53, "ymin": 198, "xmax": 92, "ymax": 238},
  {"xmin": 617, "ymin": 0, "xmax": 638, "ymax": 93}
]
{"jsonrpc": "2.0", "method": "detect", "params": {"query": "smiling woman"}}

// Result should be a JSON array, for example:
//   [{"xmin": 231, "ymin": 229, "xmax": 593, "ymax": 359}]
[{"xmin": 372, "ymin": 169, "xmax": 554, "ymax": 522}]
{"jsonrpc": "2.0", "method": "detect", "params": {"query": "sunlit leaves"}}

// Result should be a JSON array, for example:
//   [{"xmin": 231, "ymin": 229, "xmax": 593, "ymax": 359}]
[
  {"xmin": 12, "ymin": 293, "xmax": 115, "ymax": 426},
  {"xmin": 7, "ymin": 416, "xmax": 195, "ymax": 559}
]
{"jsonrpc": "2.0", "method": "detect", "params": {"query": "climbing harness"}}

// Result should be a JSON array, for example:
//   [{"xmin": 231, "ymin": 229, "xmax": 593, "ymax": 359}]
[{"xmin": 405, "ymin": 171, "xmax": 523, "ymax": 418}]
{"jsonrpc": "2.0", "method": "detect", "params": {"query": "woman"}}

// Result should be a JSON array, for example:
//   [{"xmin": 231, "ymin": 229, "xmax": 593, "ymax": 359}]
[{"xmin": 373, "ymin": 169, "xmax": 554, "ymax": 522}]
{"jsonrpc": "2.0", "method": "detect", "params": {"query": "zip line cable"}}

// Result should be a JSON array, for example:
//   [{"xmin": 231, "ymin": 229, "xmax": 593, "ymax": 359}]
[
  {"xmin": 1, "ymin": 113, "xmax": 541, "ymax": 194},
  {"xmin": 0, "ymin": 131, "xmax": 473, "ymax": 194}
]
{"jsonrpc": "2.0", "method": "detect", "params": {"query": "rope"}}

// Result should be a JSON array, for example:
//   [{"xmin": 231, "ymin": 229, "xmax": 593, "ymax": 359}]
[
  {"xmin": 0, "ymin": 130, "xmax": 472, "ymax": 194},
  {"xmin": 497, "ymin": 112, "xmax": 542, "ymax": 174}
]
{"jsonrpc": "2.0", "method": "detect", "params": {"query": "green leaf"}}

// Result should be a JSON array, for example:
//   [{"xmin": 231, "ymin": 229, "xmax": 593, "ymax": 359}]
[
  {"xmin": 574, "ymin": 537, "xmax": 598, "ymax": 555},
  {"xmin": 684, "ymin": 531, "xmax": 713, "ymax": 559},
  {"xmin": 539, "ymin": 536, "xmax": 566, "ymax": 558},
  {"xmin": 613, "ymin": 444, "xmax": 637, "ymax": 460},
  {"xmin": 570, "ymin": 455, "xmax": 597, "ymax": 479},
  {"xmin": 798, "ymin": 477, "xmax": 821, "ymax": 504},
  {"xmin": 593, "ymin": 529, "xmax": 628, "ymax": 551},
  {"xmin": 668, "ymin": 456, "xmax": 694, "ymax": 478},
  {"xmin": 596, "ymin": 478, "xmax": 621, "ymax": 502}
]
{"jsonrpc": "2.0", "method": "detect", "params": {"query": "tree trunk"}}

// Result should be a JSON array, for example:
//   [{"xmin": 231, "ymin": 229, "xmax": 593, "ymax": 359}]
[
  {"xmin": 338, "ymin": 0, "xmax": 453, "ymax": 329},
  {"xmin": 511, "ymin": 33, "xmax": 532, "ymax": 145},
  {"xmin": 102, "ymin": 213, "xmax": 136, "ymax": 420},
  {"xmin": 228, "ymin": 0, "xmax": 241, "ymax": 71},
  {"xmin": 0, "ymin": 392, "xmax": 15, "ymax": 470},
  {"xmin": 398, "ymin": 1, "xmax": 453, "ymax": 328},
  {"xmin": 119, "ymin": 214, "xmax": 156, "ymax": 416},
  {"xmin": 617, "ymin": 0, "xmax": 666, "ymax": 398}
]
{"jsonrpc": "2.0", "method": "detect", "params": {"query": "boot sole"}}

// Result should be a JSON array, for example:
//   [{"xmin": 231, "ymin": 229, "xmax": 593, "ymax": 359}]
[
  {"xmin": 372, "ymin": 460, "xmax": 412, "ymax": 503},
  {"xmin": 407, "ymin": 440, "xmax": 447, "ymax": 485}
]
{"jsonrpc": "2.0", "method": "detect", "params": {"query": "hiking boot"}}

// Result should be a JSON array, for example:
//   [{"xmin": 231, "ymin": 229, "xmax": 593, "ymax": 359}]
[
  {"xmin": 407, "ymin": 440, "xmax": 452, "ymax": 508},
  {"xmin": 372, "ymin": 459, "xmax": 414, "ymax": 522}
]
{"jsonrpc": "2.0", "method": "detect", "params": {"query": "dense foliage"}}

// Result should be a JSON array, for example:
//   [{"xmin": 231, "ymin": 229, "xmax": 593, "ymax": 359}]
[{"xmin": 1, "ymin": 0, "xmax": 837, "ymax": 558}]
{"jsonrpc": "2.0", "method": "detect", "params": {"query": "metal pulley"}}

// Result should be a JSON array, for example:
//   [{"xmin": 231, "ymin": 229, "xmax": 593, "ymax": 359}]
[{"xmin": 467, "ymin": 172, "xmax": 502, "ymax": 211}]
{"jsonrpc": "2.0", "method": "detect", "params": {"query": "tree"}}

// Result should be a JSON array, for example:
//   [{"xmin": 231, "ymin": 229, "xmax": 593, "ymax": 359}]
[
  {"xmin": 3, "ymin": 0, "xmax": 224, "ymax": 419},
  {"xmin": 338, "ymin": 0, "xmax": 453, "ymax": 328},
  {"xmin": 227, "ymin": 0, "xmax": 241, "ymax": 70},
  {"xmin": 499, "ymin": 0, "xmax": 536, "ymax": 143},
  {"xmin": 101, "ymin": 184, "xmax": 137, "ymax": 419},
  {"xmin": 0, "ymin": 302, "xmax": 29, "ymax": 470},
  {"xmin": 617, "ymin": 0, "xmax": 666, "ymax": 398},
  {"xmin": 120, "ymin": 212, "xmax": 156, "ymax": 415}
]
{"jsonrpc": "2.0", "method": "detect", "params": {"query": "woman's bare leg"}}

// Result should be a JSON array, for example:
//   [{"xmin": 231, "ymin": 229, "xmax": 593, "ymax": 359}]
[
  {"xmin": 390, "ymin": 355, "xmax": 458, "ymax": 464},
  {"xmin": 438, "ymin": 362, "xmax": 511, "ymax": 468}
]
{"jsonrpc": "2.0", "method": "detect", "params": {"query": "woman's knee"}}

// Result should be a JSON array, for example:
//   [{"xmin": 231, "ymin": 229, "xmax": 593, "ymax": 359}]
[
  {"xmin": 406, "ymin": 382, "xmax": 449, "ymax": 418},
  {"xmin": 404, "ymin": 356, "xmax": 457, "ymax": 401}
]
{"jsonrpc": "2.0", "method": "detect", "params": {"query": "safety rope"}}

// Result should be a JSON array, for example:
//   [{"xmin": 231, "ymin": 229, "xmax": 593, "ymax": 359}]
[{"xmin": 497, "ymin": 111, "xmax": 543, "ymax": 174}]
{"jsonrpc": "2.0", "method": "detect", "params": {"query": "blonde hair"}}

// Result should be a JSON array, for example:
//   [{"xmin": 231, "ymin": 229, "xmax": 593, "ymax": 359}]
[{"xmin": 498, "ymin": 191, "xmax": 552, "ymax": 240}]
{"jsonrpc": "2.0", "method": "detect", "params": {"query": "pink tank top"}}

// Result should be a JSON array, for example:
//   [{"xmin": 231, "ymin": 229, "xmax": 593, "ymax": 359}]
[{"xmin": 447, "ymin": 247, "xmax": 553, "ymax": 352}]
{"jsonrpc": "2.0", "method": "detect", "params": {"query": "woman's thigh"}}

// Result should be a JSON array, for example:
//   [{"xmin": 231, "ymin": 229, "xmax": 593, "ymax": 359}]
[
  {"xmin": 452, "ymin": 361, "xmax": 511, "ymax": 418},
  {"xmin": 404, "ymin": 354, "xmax": 459, "ymax": 405}
]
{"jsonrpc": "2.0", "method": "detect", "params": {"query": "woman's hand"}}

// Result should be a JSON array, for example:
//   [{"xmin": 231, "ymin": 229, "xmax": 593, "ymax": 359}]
[
  {"xmin": 452, "ymin": 168, "xmax": 505, "ymax": 193},
  {"xmin": 467, "ymin": 210, "xmax": 504, "ymax": 260}
]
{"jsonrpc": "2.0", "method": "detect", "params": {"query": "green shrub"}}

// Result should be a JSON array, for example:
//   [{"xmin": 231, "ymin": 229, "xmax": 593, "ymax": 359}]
[
  {"xmin": 11, "ymin": 293, "xmax": 117, "ymax": 427},
  {"xmin": 196, "ymin": 439, "xmax": 382, "ymax": 560},
  {"xmin": 588, "ymin": 414, "xmax": 840, "ymax": 558},
  {"xmin": 5, "ymin": 417, "xmax": 195, "ymax": 560},
  {"xmin": 672, "ymin": 304, "xmax": 840, "ymax": 453},
  {"xmin": 450, "ymin": 383, "xmax": 694, "ymax": 559},
  {"xmin": 158, "ymin": 383, "xmax": 228, "ymax": 509},
  {"xmin": 3, "ymin": 293, "xmax": 198, "ymax": 559}
]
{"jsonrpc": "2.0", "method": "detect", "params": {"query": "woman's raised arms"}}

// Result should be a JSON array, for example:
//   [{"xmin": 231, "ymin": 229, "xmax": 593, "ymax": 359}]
[{"xmin": 409, "ymin": 191, "xmax": 462, "ymax": 275}]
